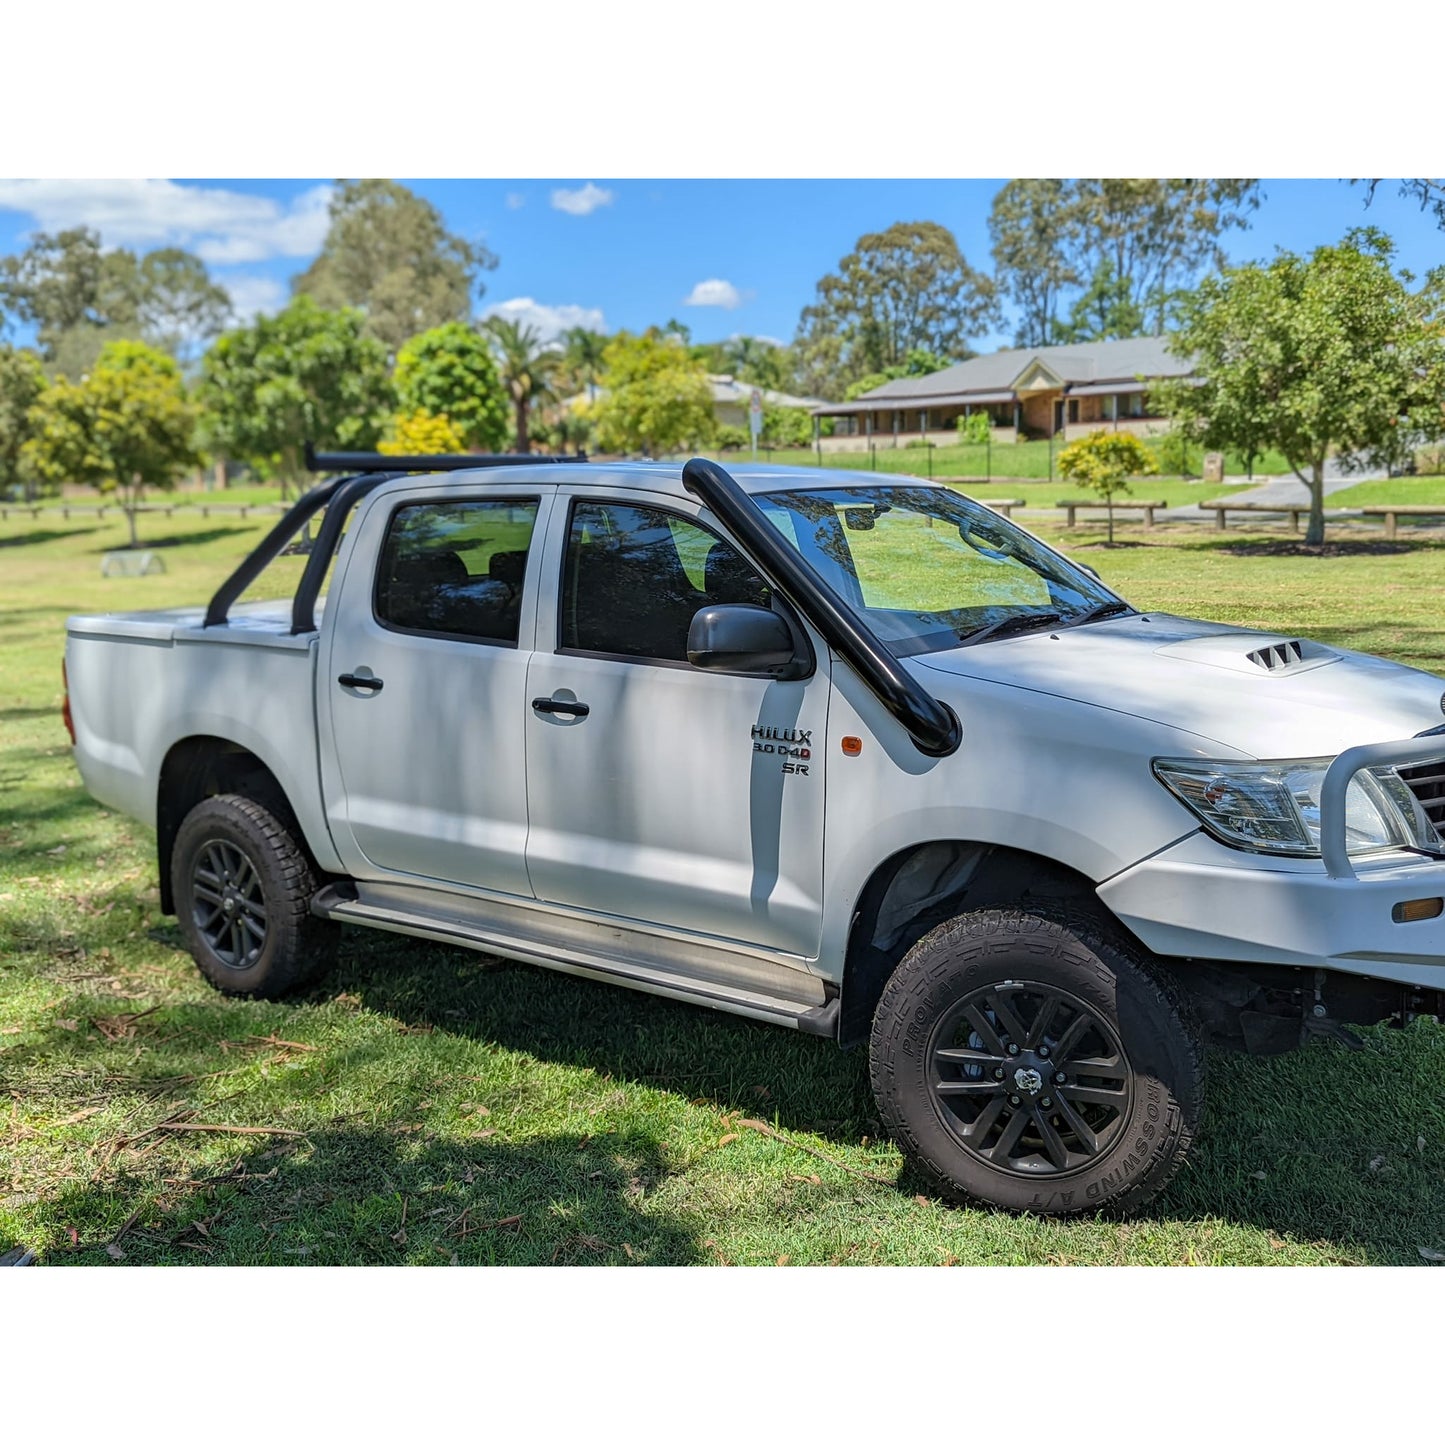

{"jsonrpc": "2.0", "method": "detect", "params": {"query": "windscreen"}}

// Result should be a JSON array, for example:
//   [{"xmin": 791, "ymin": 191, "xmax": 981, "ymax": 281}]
[{"xmin": 756, "ymin": 484, "xmax": 1121, "ymax": 657}]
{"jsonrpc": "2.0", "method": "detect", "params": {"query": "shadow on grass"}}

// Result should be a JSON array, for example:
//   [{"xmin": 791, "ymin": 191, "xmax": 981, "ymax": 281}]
[
  {"xmin": 86, "ymin": 526, "xmax": 254, "ymax": 553},
  {"xmin": 295, "ymin": 928, "xmax": 1441, "ymax": 1262},
  {"xmin": 0, "ymin": 528, "xmax": 101, "ymax": 549},
  {"xmin": 41, "ymin": 1125, "xmax": 700, "ymax": 1267},
  {"xmin": 318, "ymin": 928, "xmax": 880, "ymax": 1147},
  {"xmin": 1215, "ymin": 538, "xmax": 1439, "ymax": 559}
]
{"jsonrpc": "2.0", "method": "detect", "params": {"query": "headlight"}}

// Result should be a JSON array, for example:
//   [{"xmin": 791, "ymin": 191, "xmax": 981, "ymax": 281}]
[{"xmin": 1153, "ymin": 757, "xmax": 1440, "ymax": 858}]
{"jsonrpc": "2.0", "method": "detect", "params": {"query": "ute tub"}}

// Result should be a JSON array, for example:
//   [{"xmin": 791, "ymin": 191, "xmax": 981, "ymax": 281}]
[
  {"xmin": 1098, "ymin": 829, "xmax": 1445, "ymax": 990},
  {"xmin": 64, "ymin": 602, "xmax": 343, "ymax": 874}
]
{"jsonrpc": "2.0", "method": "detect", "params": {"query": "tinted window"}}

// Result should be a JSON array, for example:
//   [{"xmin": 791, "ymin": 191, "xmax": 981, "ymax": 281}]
[
  {"xmin": 375, "ymin": 499, "xmax": 539, "ymax": 644},
  {"xmin": 560, "ymin": 501, "xmax": 771, "ymax": 662}
]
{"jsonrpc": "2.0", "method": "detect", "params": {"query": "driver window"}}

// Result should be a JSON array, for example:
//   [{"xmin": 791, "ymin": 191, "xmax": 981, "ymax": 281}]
[{"xmin": 560, "ymin": 500, "xmax": 771, "ymax": 663}]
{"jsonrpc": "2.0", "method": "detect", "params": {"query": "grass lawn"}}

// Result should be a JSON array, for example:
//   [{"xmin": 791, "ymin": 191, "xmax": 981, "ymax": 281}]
[
  {"xmin": 1328, "ymin": 475, "xmax": 1445, "ymax": 508},
  {"xmin": 712, "ymin": 437, "xmax": 1296, "ymax": 483},
  {"xmin": 3, "ymin": 510, "xmax": 1445, "ymax": 1266}
]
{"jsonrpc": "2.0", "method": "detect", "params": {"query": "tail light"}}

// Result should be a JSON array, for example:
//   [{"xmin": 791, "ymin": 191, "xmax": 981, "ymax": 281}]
[{"xmin": 61, "ymin": 657, "xmax": 75, "ymax": 745}]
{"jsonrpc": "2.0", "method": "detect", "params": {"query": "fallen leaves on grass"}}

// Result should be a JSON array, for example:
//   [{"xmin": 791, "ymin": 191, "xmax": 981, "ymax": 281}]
[
  {"xmin": 717, "ymin": 1133, "xmax": 740, "ymax": 1147},
  {"xmin": 89, "ymin": 1006, "xmax": 159, "ymax": 1042},
  {"xmin": 1418, "ymin": 1246, "xmax": 1445, "ymax": 1263},
  {"xmin": 734, "ymin": 1118, "xmax": 895, "ymax": 1187}
]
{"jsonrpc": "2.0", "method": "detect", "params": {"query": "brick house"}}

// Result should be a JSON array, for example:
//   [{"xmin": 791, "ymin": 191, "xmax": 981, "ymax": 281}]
[{"xmin": 811, "ymin": 335, "xmax": 1194, "ymax": 453}]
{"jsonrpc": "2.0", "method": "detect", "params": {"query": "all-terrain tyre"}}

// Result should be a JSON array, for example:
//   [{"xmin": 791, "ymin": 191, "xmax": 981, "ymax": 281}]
[
  {"xmin": 171, "ymin": 793, "xmax": 337, "ymax": 998},
  {"xmin": 869, "ymin": 907, "xmax": 1204, "ymax": 1216}
]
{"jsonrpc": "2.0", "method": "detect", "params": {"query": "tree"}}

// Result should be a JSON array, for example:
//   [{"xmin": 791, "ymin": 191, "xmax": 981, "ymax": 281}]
[
  {"xmin": 1155, "ymin": 229, "xmax": 1445, "ymax": 544},
  {"xmin": 1068, "ymin": 180, "xmax": 1260, "ymax": 334},
  {"xmin": 0, "ymin": 227, "xmax": 140, "ymax": 372},
  {"xmin": 1057, "ymin": 430, "xmax": 1158, "ymax": 544},
  {"xmin": 393, "ymin": 322, "xmax": 509, "ymax": 451},
  {"xmin": 592, "ymin": 329, "xmax": 715, "ymax": 456},
  {"xmin": 23, "ymin": 340, "xmax": 199, "ymax": 547},
  {"xmin": 842, "ymin": 348, "xmax": 951, "ymax": 401},
  {"xmin": 380, "ymin": 409, "xmax": 467, "ymax": 456},
  {"xmin": 135, "ymin": 248, "xmax": 232, "ymax": 362},
  {"xmin": 482, "ymin": 316, "xmax": 560, "ymax": 454},
  {"xmin": 1360, "ymin": 179, "xmax": 1445, "ymax": 228},
  {"xmin": 1053, "ymin": 259, "xmax": 1146, "ymax": 344},
  {"xmin": 989, "ymin": 179, "xmax": 1083, "ymax": 347},
  {"xmin": 560, "ymin": 326, "xmax": 609, "ymax": 403},
  {"xmin": 0, "ymin": 345, "xmax": 47, "ymax": 500},
  {"xmin": 293, "ymin": 179, "xmax": 498, "ymax": 352},
  {"xmin": 198, "ymin": 295, "xmax": 394, "ymax": 497},
  {"xmin": 0, "ymin": 228, "xmax": 231, "ymax": 373},
  {"xmin": 794, "ymin": 221, "xmax": 998, "ymax": 396}
]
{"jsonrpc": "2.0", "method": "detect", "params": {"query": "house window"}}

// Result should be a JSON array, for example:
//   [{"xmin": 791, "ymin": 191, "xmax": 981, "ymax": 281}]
[{"xmin": 1067, "ymin": 399, "xmax": 1080, "ymax": 424}]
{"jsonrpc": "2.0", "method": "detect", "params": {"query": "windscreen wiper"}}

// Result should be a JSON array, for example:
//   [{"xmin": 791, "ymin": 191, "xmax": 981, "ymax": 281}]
[
  {"xmin": 960, "ymin": 611, "xmax": 1065, "ymax": 647},
  {"xmin": 1059, "ymin": 599, "xmax": 1135, "ymax": 630}
]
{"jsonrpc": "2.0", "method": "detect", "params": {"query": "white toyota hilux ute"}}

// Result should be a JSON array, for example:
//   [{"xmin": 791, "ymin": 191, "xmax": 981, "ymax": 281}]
[{"xmin": 63, "ymin": 452, "xmax": 1445, "ymax": 1215}]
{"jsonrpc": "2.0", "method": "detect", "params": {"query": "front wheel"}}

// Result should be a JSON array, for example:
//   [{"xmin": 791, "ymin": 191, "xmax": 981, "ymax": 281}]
[
  {"xmin": 172, "ymin": 793, "xmax": 336, "ymax": 998},
  {"xmin": 869, "ymin": 908, "xmax": 1204, "ymax": 1215}
]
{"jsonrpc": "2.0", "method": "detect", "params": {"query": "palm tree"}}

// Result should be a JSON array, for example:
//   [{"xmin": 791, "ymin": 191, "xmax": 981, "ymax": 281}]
[
  {"xmin": 562, "ymin": 326, "xmax": 608, "ymax": 404},
  {"xmin": 482, "ymin": 317, "xmax": 559, "ymax": 454}
]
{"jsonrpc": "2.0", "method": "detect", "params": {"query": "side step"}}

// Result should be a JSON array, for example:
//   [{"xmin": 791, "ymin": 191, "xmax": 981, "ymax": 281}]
[{"xmin": 311, "ymin": 881, "xmax": 839, "ymax": 1038}]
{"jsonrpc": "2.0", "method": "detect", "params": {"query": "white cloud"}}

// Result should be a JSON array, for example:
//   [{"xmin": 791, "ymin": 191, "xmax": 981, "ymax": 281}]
[
  {"xmin": 550, "ymin": 182, "xmax": 613, "ymax": 217},
  {"xmin": 218, "ymin": 273, "xmax": 287, "ymax": 321},
  {"xmin": 505, "ymin": 192, "xmax": 526, "ymax": 210},
  {"xmin": 728, "ymin": 332, "xmax": 784, "ymax": 347},
  {"xmin": 479, "ymin": 296, "xmax": 606, "ymax": 342},
  {"xmin": 0, "ymin": 179, "xmax": 333, "ymax": 264},
  {"xmin": 684, "ymin": 278, "xmax": 742, "ymax": 309}
]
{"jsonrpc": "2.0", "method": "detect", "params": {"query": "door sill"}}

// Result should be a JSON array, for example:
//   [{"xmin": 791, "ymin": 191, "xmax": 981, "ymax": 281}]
[{"xmin": 312, "ymin": 880, "xmax": 839, "ymax": 1037}]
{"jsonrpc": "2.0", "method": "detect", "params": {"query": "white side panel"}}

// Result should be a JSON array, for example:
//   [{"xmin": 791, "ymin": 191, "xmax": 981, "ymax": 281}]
[
  {"xmin": 65, "ymin": 624, "xmax": 341, "ymax": 872},
  {"xmin": 815, "ymin": 658, "xmax": 1231, "ymax": 980}
]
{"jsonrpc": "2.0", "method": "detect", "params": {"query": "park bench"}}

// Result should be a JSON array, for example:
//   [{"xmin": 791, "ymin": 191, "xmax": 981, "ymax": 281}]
[
  {"xmin": 1055, "ymin": 498, "xmax": 1167, "ymax": 528},
  {"xmin": 1359, "ymin": 505, "xmax": 1445, "ymax": 539},
  {"xmin": 100, "ymin": 550, "xmax": 166, "ymax": 577},
  {"xmin": 980, "ymin": 498, "xmax": 1024, "ymax": 518}
]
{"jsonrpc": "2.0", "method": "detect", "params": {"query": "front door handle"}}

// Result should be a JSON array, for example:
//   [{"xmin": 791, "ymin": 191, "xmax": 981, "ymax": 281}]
[
  {"xmin": 338, "ymin": 673, "xmax": 384, "ymax": 693},
  {"xmin": 532, "ymin": 696, "xmax": 589, "ymax": 718}
]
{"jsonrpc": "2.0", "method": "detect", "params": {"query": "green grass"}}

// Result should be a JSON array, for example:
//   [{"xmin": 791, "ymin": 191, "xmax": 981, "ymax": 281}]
[
  {"xmin": 1328, "ymin": 476, "xmax": 1445, "ymax": 508},
  {"xmin": 715, "ymin": 437, "xmax": 1297, "ymax": 482},
  {"xmin": 3, "ymin": 510, "xmax": 1445, "ymax": 1266}
]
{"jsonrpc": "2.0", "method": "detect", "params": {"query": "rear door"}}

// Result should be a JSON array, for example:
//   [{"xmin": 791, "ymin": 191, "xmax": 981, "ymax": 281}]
[
  {"xmin": 320, "ymin": 483, "xmax": 554, "ymax": 896},
  {"xmin": 523, "ymin": 487, "xmax": 830, "ymax": 959}
]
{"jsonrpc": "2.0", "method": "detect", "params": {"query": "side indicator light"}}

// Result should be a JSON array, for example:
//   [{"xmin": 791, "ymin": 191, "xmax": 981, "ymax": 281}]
[
  {"xmin": 841, "ymin": 736, "xmax": 862, "ymax": 757},
  {"xmin": 1393, "ymin": 898, "xmax": 1444, "ymax": 924}
]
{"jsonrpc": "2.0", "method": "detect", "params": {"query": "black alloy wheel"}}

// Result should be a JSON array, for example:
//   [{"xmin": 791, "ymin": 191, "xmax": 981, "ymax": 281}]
[
  {"xmin": 190, "ymin": 838, "xmax": 269, "ymax": 970},
  {"xmin": 929, "ymin": 982, "xmax": 1132, "ymax": 1177},
  {"xmin": 171, "ymin": 793, "xmax": 336, "ymax": 998},
  {"xmin": 869, "ymin": 908, "xmax": 1204, "ymax": 1215}
]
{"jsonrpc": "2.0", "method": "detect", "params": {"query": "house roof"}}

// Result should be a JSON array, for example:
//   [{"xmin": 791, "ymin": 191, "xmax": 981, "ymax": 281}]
[
  {"xmin": 812, "ymin": 335, "xmax": 1194, "ymax": 415},
  {"xmin": 708, "ymin": 375, "xmax": 827, "ymax": 410}
]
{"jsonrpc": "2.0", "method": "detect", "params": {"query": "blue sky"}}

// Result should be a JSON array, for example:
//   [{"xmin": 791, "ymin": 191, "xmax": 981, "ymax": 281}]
[{"xmin": 0, "ymin": 178, "xmax": 1441, "ymax": 354}]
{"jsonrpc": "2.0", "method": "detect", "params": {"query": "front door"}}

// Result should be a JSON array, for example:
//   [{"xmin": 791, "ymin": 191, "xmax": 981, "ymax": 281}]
[
  {"xmin": 524, "ymin": 491, "xmax": 829, "ymax": 960},
  {"xmin": 322, "ymin": 486, "xmax": 553, "ymax": 896}
]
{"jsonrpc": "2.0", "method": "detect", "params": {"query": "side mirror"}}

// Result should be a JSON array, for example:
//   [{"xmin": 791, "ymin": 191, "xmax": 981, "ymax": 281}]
[{"xmin": 687, "ymin": 604, "xmax": 798, "ymax": 675}]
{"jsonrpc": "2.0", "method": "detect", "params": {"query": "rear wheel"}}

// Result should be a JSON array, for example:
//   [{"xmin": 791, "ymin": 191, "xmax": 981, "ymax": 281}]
[
  {"xmin": 869, "ymin": 908, "xmax": 1203, "ymax": 1215},
  {"xmin": 172, "ymin": 794, "xmax": 336, "ymax": 998}
]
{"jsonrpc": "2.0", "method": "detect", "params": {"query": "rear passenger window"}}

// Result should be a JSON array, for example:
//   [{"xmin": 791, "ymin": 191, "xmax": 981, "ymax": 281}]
[
  {"xmin": 560, "ymin": 500, "xmax": 771, "ymax": 662},
  {"xmin": 375, "ymin": 499, "xmax": 539, "ymax": 644}
]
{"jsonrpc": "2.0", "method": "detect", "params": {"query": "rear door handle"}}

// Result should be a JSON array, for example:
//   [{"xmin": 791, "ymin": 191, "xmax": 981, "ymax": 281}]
[
  {"xmin": 338, "ymin": 673, "xmax": 384, "ymax": 693},
  {"xmin": 532, "ymin": 696, "xmax": 589, "ymax": 718}
]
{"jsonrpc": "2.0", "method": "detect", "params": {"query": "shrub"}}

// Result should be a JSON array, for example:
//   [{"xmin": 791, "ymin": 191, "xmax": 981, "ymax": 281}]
[
  {"xmin": 955, "ymin": 412, "xmax": 991, "ymax": 445},
  {"xmin": 716, "ymin": 424, "xmax": 751, "ymax": 451},
  {"xmin": 1158, "ymin": 428, "xmax": 1200, "ymax": 478}
]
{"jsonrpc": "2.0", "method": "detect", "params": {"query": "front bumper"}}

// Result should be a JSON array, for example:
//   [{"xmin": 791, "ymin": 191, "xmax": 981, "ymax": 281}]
[{"xmin": 1097, "ymin": 831, "xmax": 1445, "ymax": 990}]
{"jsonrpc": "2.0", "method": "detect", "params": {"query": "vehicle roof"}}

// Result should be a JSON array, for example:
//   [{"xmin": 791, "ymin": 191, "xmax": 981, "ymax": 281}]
[{"xmin": 371, "ymin": 460, "xmax": 944, "ymax": 500}]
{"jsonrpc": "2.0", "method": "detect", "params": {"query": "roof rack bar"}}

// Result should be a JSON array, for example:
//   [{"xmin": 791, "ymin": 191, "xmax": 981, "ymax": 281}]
[
  {"xmin": 204, "ymin": 473, "xmax": 365, "ymax": 627},
  {"xmin": 305, "ymin": 441, "xmax": 586, "ymax": 473}
]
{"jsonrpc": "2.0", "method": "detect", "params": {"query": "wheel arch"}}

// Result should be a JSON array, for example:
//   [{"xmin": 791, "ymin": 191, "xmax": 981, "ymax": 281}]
[
  {"xmin": 837, "ymin": 840, "xmax": 1123, "ymax": 1048},
  {"xmin": 156, "ymin": 735, "xmax": 332, "ymax": 915}
]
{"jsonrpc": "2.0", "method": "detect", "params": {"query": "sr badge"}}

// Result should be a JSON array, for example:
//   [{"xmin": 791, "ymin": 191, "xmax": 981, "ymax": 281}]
[{"xmin": 752, "ymin": 724, "xmax": 811, "ymax": 776}]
